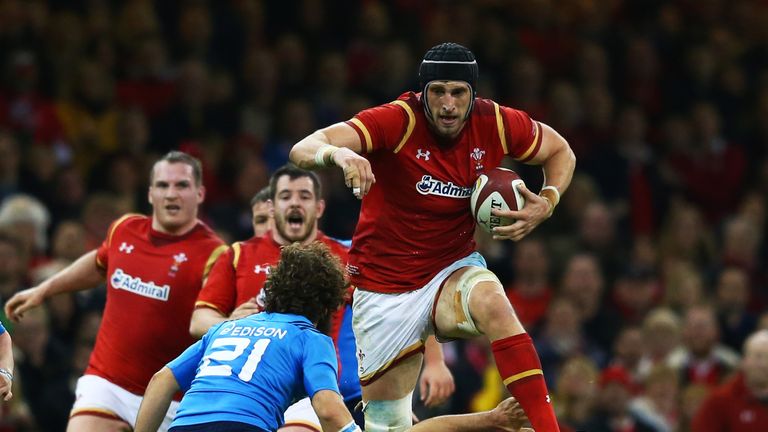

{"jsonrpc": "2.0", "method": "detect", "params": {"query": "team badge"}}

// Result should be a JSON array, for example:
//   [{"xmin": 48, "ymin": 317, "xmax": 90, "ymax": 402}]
[
  {"xmin": 471, "ymin": 147, "xmax": 485, "ymax": 171},
  {"xmin": 169, "ymin": 252, "xmax": 188, "ymax": 276}
]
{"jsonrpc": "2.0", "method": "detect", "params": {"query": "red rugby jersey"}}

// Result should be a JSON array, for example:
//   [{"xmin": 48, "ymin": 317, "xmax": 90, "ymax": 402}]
[
  {"xmin": 89, "ymin": 214, "xmax": 226, "ymax": 396},
  {"xmin": 195, "ymin": 231, "xmax": 349, "ymax": 315},
  {"xmin": 345, "ymin": 92, "xmax": 541, "ymax": 293}
]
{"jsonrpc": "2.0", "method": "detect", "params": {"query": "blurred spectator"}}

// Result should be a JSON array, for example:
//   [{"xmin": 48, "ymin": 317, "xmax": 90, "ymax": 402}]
[
  {"xmin": 629, "ymin": 365, "xmax": 680, "ymax": 432},
  {"xmin": 715, "ymin": 267, "xmax": 758, "ymax": 351},
  {"xmin": 668, "ymin": 304, "xmax": 740, "ymax": 387},
  {"xmin": 0, "ymin": 194, "xmax": 50, "ymax": 272},
  {"xmin": 720, "ymin": 216, "xmax": 762, "ymax": 274},
  {"xmin": 535, "ymin": 297, "xmax": 606, "ymax": 387},
  {"xmin": 560, "ymin": 253, "xmax": 622, "ymax": 351},
  {"xmin": 612, "ymin": 265, "xmax": 661, "ymax": 325},
  {"xmin": 692, "ymin": 329, "xmax": 768, "ymax": 431},
  {"xmin": 56, "ymin": 59, "xmax": 120, "ymax": 174},
  {"xmin": 665, "ymin": 102, "xmax": 746, "ymax": 224},
  {"xmin": 553, "ymin": 355, "xmax": 599, "ymax": 431},
  {"xmin": 658, "ymin": 202, "xmax": 715, "ymax": 273},
  {"xmin": 505, "ymin": 237, "xmax": 553, "ymax": 331},
  {"xmin": 13, "ymin": 306, "xmax": 72, "ymax": 432},
  {"xmin": 583, "ymin": 365, "xmax": 659, "ymax": 432},
  {"xmin": 638, "ymin": 308, "xmax": 682, "ymax": 379},
  {"xmin": 610, "ymin": 326, "xmax": 646, "ymax": 381},
  {"xmin": 662, "ymin": 261, "xmax": 707, "ymax": 314},
  {"xmin": 0, "ymin": 232, "xmax": 25, "ymax": 312}
]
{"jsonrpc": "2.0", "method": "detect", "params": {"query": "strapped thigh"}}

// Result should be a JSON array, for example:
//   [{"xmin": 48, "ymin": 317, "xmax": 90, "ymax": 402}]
[{"xmin": 453, "ymin": 266, "xmax": 501, "ymax": 336}]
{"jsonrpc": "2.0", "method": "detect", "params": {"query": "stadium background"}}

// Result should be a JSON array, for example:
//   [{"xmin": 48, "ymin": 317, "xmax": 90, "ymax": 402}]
[{"xmin": 0, "ymin": 0, "xmax": 766, "ymax": 431}]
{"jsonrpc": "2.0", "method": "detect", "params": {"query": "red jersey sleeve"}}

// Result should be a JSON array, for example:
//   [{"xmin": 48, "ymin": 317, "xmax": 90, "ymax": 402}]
[
  {"xmin": 346, "ymin": 98, "xmax": 411, "ymax": 153},
  {"xmin": 95, "ymin": 214, "xmax": 141, "ymax": 270},
  {"xmin": 499, "ymin": 105, "xmax": 542, "ymax": 163},
  {"xmin": 195, "ymin": 244, "xmax": 236, "ymax": 315}
]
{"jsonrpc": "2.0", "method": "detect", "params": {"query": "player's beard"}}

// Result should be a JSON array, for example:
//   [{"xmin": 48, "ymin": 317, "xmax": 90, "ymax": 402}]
[{"xmin": 274, "ymin": 214, "xmax": 314, "ymax": 244}]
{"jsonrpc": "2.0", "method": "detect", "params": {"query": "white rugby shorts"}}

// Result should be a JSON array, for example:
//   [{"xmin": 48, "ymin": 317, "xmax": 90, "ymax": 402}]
[
  {"xmin": 283, "ymin": 397, "xmax": 321, "ymax": 431},
  {"xmin": 352, "ymin": 252, "xmax": 487, "ymax": 384},
  {"xmin": 71, "ymin": 374, "xmax": 179, "ymax": 431}
]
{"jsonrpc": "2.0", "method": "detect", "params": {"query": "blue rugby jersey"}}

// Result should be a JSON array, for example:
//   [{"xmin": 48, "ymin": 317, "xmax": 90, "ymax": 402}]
[{"xmin": 168, "ymin": 312, "xmax": 339, "ymax": 431}]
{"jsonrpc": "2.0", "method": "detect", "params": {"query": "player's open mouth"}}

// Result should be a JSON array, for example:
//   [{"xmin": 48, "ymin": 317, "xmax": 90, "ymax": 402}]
[
  {"xmin": 439, "ymin": 115, "xmax": 458, "ymax": 126},
  {"xmin": 287, "ymin": 213, "xmax": 304, "ymax": 229},
  {"xmin": 165, "ymin": 204, "xmax": 181, "ymax": 214}
]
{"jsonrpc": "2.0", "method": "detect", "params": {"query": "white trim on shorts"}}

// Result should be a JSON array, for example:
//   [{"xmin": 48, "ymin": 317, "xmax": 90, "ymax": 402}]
[
  {"xmin": 282, "ymin": 397, "xmax": 322, "ymax": 431},
  {"xmin": 71, "ymin": 374, "xmax": 179, "ymax": 431},
  {"xmin": 352, "ymin": 252, "xmax": 487, "ymax": 385}
]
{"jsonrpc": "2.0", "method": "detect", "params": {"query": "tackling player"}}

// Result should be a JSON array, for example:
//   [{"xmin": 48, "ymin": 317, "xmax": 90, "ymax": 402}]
[
  {"xmin": 135, "ymin": 242, "xmax": 532, "ymax": 432},
  {"xmin": 290, "ymin": 42, "xmax": 576, "ymax": 432},
  {"xmin": 4, "ymin": 151, "xmax": 227, "ymax": 431}
]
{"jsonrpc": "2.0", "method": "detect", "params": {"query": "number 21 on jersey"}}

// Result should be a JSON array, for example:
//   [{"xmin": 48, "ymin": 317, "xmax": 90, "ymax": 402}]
[{"xmin": 197, "ymin": 337, "xmax": 271, "ymax": 382}]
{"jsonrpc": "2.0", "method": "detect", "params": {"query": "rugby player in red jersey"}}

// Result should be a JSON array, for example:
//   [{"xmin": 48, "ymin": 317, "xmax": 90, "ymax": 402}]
[
  {"xmin": 290, "ymin": 43, "xmax": 576, "ymax": 432},
  {"xmin": 5, "ymin": 151, "xmax": 226, "ymax": 432}
]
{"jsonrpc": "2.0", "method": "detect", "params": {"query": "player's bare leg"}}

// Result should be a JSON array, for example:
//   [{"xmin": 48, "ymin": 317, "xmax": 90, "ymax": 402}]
[
  {"xmin": 360, "ymin": 353, "xmax": 423, "ymax": 431},
  {"xmin": 434, "ymin": 266, "xmax": 560, "ymax": 432},
  {"xmin": 67, "ymin": 414, "xmax": 132, "ymax": 432}
]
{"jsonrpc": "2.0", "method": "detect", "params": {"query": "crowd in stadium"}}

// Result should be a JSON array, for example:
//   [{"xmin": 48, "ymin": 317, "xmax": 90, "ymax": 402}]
[{"xmin": 1, "ymin": 0, "xmax": 768, "ymax": 431}]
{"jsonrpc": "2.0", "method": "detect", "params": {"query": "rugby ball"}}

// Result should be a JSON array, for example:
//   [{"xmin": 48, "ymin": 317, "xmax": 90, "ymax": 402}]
[{"xmin": 470, "ymin": 168, "xmax": 525, "ymax": 233}]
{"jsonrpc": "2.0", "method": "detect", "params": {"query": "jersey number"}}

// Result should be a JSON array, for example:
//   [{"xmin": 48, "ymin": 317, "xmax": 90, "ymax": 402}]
[{"xmin": 197, "ymin": 337, "xmax": 271, "ymax": 382}]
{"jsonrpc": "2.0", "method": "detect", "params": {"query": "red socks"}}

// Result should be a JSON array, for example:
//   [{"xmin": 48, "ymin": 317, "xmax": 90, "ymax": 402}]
[{"xmin": 491, "ymin": 334, "xmax": 560, "ymax": 432}]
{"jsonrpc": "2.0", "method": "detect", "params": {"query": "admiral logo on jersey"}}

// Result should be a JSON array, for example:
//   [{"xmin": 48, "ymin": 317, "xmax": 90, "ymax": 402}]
[
  {"xmin": 415, "ymin": 175, "xmax": 472, "ymax": 198},
  {"xmin": 110, "ymin": 268, "xmax": 170, "ymax": 301}
]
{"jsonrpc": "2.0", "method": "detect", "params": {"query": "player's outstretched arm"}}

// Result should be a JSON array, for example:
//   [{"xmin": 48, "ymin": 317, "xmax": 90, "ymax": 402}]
[
  {"xmin": 310, "ymin": 389, "xmax": 359, "ymax": 431},
  {"xmin": 4, "ymin": 250, "xmax": 104, "ymax": 322},
  {"xmin": 410, "ymin": 397, "xmax": 531, "ymax": 432},
  {"xmin": 134, "ymin": 367, "xmax": 180, "ymax": 432},
  {"xmin": 289, "ymin": 122, "xmax": 375, "ymax": 198},
  {"xmin": 0, "ymin": 331, "xmax": 13, "ymax": 401}
]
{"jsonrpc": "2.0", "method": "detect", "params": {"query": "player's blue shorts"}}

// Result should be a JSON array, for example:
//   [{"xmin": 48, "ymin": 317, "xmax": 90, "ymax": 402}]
[{"xmin": 170, "ymin": 421, "xmax": 268, "ymax": 432}]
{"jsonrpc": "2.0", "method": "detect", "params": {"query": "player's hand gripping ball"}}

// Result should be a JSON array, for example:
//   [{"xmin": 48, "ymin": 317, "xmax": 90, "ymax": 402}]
[{"xmin": 470, "ymin": 167, "xmax": 525, "ymax": 233}]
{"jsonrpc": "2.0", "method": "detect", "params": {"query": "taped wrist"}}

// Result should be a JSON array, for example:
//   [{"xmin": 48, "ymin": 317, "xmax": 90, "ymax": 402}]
[
  {"xmin": 314, "ymin": 144, "xmax": 340, "ymax": 167},
  {"xmin": 539, "ymin": 186, "xmax": 560, "ymax": 217}
]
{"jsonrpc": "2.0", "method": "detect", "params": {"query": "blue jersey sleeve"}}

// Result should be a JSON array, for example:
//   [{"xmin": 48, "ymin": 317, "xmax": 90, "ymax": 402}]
[
  {"xmin": 302, "ymin": 332, "xmax": 340, "ymax": 397},
  {"xmin": 168, "ymin": 338, "xmax": 206, "ymax": 391},
  {"xmin": 0, "ymin": 322, "xmax": 6, "ymax": 335}
]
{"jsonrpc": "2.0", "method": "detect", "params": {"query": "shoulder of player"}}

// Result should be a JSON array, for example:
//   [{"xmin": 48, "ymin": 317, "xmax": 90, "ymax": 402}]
[
  {"xmin": 105, "ymin": 213, "xmax": 146, "ymax": 244},
  {"xmin": 469, "ymin": 97, "xmax": 511, "ymax": 123}
]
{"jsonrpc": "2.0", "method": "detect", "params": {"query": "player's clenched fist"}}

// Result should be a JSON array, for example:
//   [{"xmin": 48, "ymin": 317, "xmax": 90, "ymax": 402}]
[{"xmin": 333, "ymin": 147, "xmax": 375, "ymax": 199}]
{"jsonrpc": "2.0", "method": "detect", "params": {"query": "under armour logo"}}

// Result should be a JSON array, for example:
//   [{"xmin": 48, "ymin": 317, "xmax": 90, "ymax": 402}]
[
  {"xmin": 119, "ymin": 242, "xmax": 134, "ymax": 254},
  {"xmin": 416, "ymin": 149, "xmax": 430, "ymax": 160},
  {"xmin": 254, "ymin": 264, "xmax": 271, "ymax": 274}
]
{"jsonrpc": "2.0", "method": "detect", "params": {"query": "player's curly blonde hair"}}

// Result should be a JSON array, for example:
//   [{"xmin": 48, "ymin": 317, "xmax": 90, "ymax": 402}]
[{"xmin": 263, "ymin": 242, "xmax": 346, "ymax": 330}]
